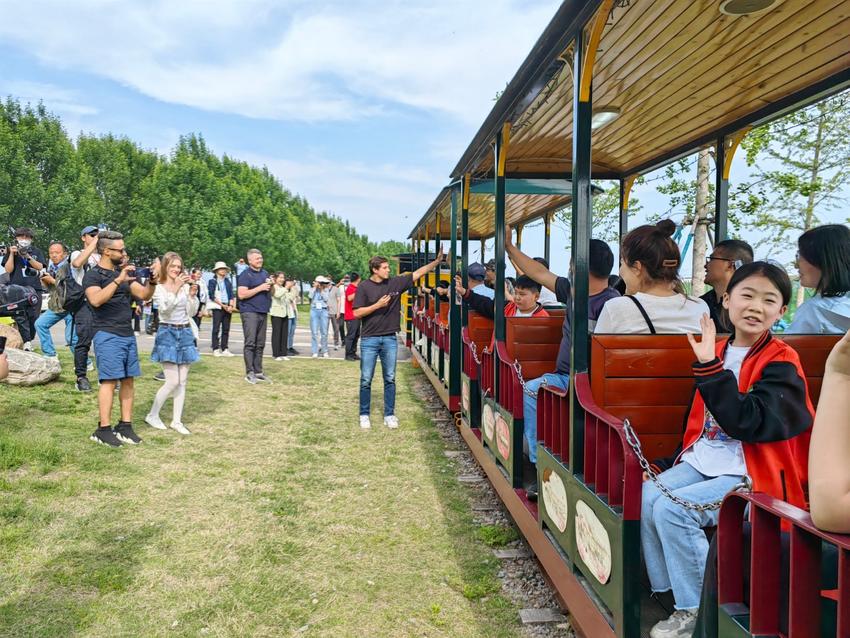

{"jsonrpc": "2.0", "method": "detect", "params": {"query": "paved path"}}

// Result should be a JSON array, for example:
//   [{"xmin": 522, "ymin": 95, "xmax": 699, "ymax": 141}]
[{"xmin": 43, "ymin": 318, "xmax": 411, "ymax": 361}]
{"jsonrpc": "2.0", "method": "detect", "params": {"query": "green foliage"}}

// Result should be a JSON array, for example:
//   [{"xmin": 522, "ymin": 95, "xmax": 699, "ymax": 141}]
[
  {"xmin": 474, "ymin": 524, "xmax": 519, "ymax": 547},
  {"xmin": 553, "ymin": 178, "xmax": 641, "ymax": 244},
  {"xmin": 0, "ymin": 99, "xmax": 383, "ymax": 274},
  {"xmin": 734, "ymin": 91, "xmax": 850, "ymax": 251}
]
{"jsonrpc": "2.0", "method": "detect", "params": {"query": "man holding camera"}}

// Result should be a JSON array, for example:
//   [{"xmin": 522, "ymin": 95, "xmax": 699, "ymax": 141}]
[
  {"xmin": 70, "ymin": 225, "xmax": 102, "ymax": 392},
  {"xmin": 83, "ymin": 230, "xmax": 159, "ymax": 447},
  {"xmin": 237, "ymin": 248, "xmax": 272, "ymax": 384},
  {"xmin": 1, "ymin": 227, "xmax": 45, "ymax": 347},
  {"xmin": 34, "ymin": 241, "xmax": 75, "ymax": 360},
  {"xmin": 353, "ymin": 248, "xmax": 443, "ymax": 429}
]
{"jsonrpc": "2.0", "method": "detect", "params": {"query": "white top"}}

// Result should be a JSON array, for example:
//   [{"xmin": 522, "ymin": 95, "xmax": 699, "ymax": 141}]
[
  {"xmin": 470, "ymin": 284, "xmax": 495, "ymax": 300},
  {"xmin": 70, "ymin": 251, "xmax": 100, "ymax": 285},
  {"xmin": 152, "ymin": 284, "xmax": 200, "ymax": 336},
  {"xmin": 681, "ymin": 345, "xmax": 749, "ymax": 478},
  {"xmin": 538, "ymin": 287, "xmax": 558, "ymax": 305},
  {"xmin": 594, "ymin": 292, "xmax": 708, "ymax": 334},
  {"xmin": 785, "ymin": 292, "xmax": 850, "ymax": 335}
]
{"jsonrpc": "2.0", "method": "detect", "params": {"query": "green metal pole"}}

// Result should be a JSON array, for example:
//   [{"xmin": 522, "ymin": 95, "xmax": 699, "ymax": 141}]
[
  {"xmin": 461, "ymin": 176, "xmax": 470, "ymax": 327},
  {"xmin": 544, "ymin": 213, "xmax": 551, "ymax": 265},
  {"xmin": 494, "ymin": 128, "xmax": 507, "ymax": 345},
  {"xmin": 435, "ymin": 215, "xmax": 442, "ymax": 319},
  {"xmin": 619, "ymin": 178, "xmax": 629, "ymax": 241},
  {"xmin": 449, "ymin": 187, "xmax": 461, "ymax": 400},
  {"xmin": 570, "ymin": 26, "xmax": 592, "ymax": 474},
  {"xmin": 714, "ymin": 136, "xmax": 729, "ymax": 242}
]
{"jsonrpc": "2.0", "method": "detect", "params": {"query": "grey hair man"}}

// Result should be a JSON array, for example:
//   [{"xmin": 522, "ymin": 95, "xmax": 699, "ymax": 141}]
[{"xmin": 236, "ymin": 248, "xmax": 272, "ymax": 384}]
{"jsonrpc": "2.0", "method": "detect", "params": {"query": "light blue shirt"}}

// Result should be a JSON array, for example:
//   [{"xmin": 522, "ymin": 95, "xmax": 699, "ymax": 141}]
[
  {"xmin": 470, "ymin": 284, "xmax": 495, "ymax": 300},
  {"xmin": 785, "ymin": 292, "xmax": 850, "ymax": 334}
]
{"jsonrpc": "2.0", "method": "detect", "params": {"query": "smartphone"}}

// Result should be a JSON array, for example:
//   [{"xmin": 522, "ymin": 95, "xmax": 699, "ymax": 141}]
[
  {"xmin": 135, "ymin": 267, "xmax": 152, "ymax": 280},
  {"xmin": 0, "ymin": 335, "xmax": 7, "ymax": 355}
]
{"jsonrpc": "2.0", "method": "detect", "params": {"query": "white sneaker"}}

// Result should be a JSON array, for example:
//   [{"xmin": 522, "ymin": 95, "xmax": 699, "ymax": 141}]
[
  {"xmin": 359, "ymin": 415, "xmax": 371, "ymax": 429},
  {"xmin": 222, "ymin": 349, "xmax": 234, "ymax": 357},
  {"xmin": 23, "ymin": 341, "xmax": 33, "ymax": 352},
  {"xmin": 170, "ymin": 422, "xmax": 191, "ymax": 435},
  {"xmin": 134, "ymin": 331, "xmax": 141, "ymax": 336},
  {"xmin": 650, "ymin": 609, "xmax": 698, "ymax": 638},
  {"xmin": 282, "ymin": 356, "xmax": 290, "ymax": 361},
  {"xmin": 274, "ymin": 356, "xmax": 286, "ymax": 361},
  {"xmin": 87, "ymin": 361, "xmax": 95, "ymax": 372},
  {"xmin": 322, "ymin": 353, "xmax": 329, "ymax": 359},
  {"xmin": 384, "ymin": 415, "xmax": 399, "ymax": 429},
  {"xmin": 213, "ymin": 349, "xmax": 222, "ymax": 357},
  {"xmin": 312, "ymin": 353, "xmax": 318, "ymax": 358},
  {"xmin": 144, "ymin": 414, "xmax": 167, "ymax": 430}
]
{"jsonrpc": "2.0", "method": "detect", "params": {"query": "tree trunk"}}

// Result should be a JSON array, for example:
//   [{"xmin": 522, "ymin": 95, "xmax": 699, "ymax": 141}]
[
  {"xmin": 691, "ymin": 148, "xmax": 712, "ymax": 296},
  {"xmin": 796, "ymin": 105, "xmax": 826, "ymax": 308}
]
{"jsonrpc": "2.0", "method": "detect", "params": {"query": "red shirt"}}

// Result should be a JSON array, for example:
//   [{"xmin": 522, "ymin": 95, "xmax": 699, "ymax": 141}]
[{"xmin": 344, "ymin": 283, "xmax": 358, "ymax": 321}]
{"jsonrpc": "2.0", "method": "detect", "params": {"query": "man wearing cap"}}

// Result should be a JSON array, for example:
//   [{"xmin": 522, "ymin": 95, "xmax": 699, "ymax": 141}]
[
  {"xmin": 207, "ymin": 261, "xmax": 236, "ymax": 356},
  {"xmin": 1, "ymin": 227, "xmax": 46, "ymax": 347},
  {"xmin": 465, "ymin": 263, "xmax": 495, "ymax": 299},
  {"xmin": 484, "ymin": 259, "xmax": 497, "ymax": 290},
  {"xmin": 309, "ymin": 276, "xmax": 332, "ymax": 358},
  {"xmin": 70, "ymin": 225, "xmax": 101, "ymax": 391}
]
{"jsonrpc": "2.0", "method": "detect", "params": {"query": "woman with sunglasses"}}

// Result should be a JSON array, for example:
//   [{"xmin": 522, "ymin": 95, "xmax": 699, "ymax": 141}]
[{"xmin": 786, "ymin": 224, "xmax": 850, "ymax": 334}]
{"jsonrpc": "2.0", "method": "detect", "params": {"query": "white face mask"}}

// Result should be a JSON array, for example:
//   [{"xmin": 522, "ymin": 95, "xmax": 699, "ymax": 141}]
[{"xmin": 17, "ymin": 239, "xmax": 32, "ymax": 248}]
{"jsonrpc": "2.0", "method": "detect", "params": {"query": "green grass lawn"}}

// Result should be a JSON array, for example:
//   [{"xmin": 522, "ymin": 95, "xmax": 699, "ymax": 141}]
[{"xmin": 0, "ymin": 352, "xmax": 521, "ymax": 637}]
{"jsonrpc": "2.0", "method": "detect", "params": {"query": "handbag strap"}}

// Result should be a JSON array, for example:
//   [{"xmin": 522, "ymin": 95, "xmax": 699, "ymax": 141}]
[{"xmin": 626, "ymin": 295, "xmax": 656, "ymax": 334}]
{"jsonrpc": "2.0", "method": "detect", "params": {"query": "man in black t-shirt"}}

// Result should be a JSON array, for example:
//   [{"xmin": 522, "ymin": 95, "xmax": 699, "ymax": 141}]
[
  {"xmin": 353, "ymin": 249, "xmax": 443, "ymax": 429},
  {"xmin": 83, "ymin": 230, "xmax": 160, "ymax": 448},
  {"xmin": 1, "ymin": 227, "xmax": 46, "ymax": 347}
]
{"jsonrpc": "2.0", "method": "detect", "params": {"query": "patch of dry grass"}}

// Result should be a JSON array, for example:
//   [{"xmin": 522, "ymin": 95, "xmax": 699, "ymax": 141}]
[{"xmin": 0, "ymin": 349, "xmax": 520, "ymax": 637}]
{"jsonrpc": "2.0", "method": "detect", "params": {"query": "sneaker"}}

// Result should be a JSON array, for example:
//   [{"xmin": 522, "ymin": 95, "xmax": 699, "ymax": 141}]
[
  {"xmin": 384, "ymin": 415, "xmax": 399, "ymax": 429},
  {"xmin": 145, "ymin": 414, "xmax": 167, "ymax": 430},
  {"xmin": 90, "ymin": 426, "xmax": 122, "ymax": 448},
  {"xmin": 274, "ymin": 356, "xmax": 286, "ymax": 361},
  {"xmin": 287, "ymin": 348, "xmax": 298, "ymax": 355},
  {"xmin": 245, "ymin": 372, "xmax": 257, "ymax": 384},
  {"xmin": 113, "ymin": 422, "xmax": 142, "ymax": 445},
  {"xmin": 359, "ymin": 415, "xmax": 371, "ymax": 429},
  {"xmin": 650, "ymin": 609, "xmax": 698, "ymax": 638},
  {"xmin": 334, "ymin": 345, "xmax": 339, "ymax": 350},
  {"xmin": 23, "ymin": 341, "xmax": 33, "ymax": 352},
  {"xmin": 312, "ymin": 353, "xmax": 318, "ymax": 358},
  {"xmin": 345, "ymin": 356, "xmax": 357, "ymax": 361},
  {"xmin": 170, "ymin": 422, "xmax": 191, "ymax": 435},
  {"xmin": 254, "ymin": 373, "xmax": 272, "ymax": 383},
  {"xmin": 222, "ymin": 349, "xmax": 234, "ymax": 357},
  {"xmin": 322, "ymin": 353, "xmax": 329, "ymax": 359},
  {"xmin": 134, "ymin": 331, "xmax": 141, "ymax": 336},
  {"xmin": 213, "ymin": 349, "xmax": 222, "ymax": 357},
  {"xmin": 526, "ymin": 481, "xmax": 539, "ymax": 502},
  {"xmin": 154, "ymin": 371, "xmax": 165, "ymax": 381},
  {"xmin": 44, "ymin": 354, "xmax": 59, "ymax": 362},
  {"xmin": 75, "ymin": 377, "xmax": 92, "ymax": 392}
]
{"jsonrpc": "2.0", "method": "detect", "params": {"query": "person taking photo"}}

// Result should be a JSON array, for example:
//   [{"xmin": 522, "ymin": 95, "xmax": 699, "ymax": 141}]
[{"xmin": 1, "ymin": 227, "xmax": 46, "ymax": 347}]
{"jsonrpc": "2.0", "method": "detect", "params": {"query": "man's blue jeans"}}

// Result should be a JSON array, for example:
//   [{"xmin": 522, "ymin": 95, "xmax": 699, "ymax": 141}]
[
  {"xmin": 359, "ymin": 335, "xmax": 398, "ymax": 416},
  {"xmin": 641, "ymin": 462, "xmax": 744, "ymax": 610},
  {"xmin": 35, "ymin": 309, "xmax": 76, "ymax": 356},
  {"xmin": 310, "ymin": 307, "xmax": 329, "ymax": 355},
  {"xmin": 522, "ymin": 372, "xmax": 569, "ymax": 464}
]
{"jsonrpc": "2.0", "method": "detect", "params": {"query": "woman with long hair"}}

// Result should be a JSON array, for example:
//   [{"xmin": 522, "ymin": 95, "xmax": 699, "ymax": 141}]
[
  {"xmin": 145, "ymin": 252, "xmax": 200, "ymax": 435},
  {"xmin": 270, "ymin": 271, "xmax": 290, "ymax": 361},
  {"xmin": 595, "ymin": 219, "xmax": 708, "ymax": 334}
]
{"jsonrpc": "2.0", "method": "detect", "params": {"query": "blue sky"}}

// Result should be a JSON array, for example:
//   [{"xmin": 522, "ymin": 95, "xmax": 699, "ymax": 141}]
[{"xmin": 1, "ymin": 1, "xmax": 845, "ymax": 282}]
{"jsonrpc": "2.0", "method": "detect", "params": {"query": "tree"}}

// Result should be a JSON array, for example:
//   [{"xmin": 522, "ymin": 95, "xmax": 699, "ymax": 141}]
[{"xmin": 734, "ymin": 90, "xmax": 850, "ymax": 304}]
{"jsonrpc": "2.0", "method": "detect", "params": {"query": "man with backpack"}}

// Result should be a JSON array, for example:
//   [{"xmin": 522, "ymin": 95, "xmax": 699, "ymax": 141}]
[
  {"xmin": 70, "ymin": 225, "xmax": 101, "ymax": 392},
  {"xmin": 34, "ymin": 241, "xmax": 76, "ymax": 360}
]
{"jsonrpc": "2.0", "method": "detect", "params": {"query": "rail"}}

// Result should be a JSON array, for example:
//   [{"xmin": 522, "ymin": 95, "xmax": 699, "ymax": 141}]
[
  {"xmin": 495, "ymin": 341, "xmax": 523, "ymax": 418},
  {"xmin": 717, "ymin": 492, "xmax": 850, "ymax": 637},
  {"xmin": 574, "ymin": 372, "xmax": 643, "ymax": 520},
  {"xmin": 537, "ymin": 384, "xmax": 570, "ymax": 464}
]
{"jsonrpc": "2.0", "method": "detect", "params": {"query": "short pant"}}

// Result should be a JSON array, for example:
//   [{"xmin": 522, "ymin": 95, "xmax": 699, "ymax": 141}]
[{"xmin": 92, "ymin": 331, "xmax": 142, "ymax": 381}]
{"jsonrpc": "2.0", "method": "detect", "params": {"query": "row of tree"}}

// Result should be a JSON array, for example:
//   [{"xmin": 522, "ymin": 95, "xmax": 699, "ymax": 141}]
[{"xmin": 0, "ymin": 98, "xmax": 407, "ymax": 280}]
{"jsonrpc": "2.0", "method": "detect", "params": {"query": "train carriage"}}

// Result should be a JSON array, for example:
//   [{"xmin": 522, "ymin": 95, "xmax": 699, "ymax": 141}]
[{"xmin": 406, "ymin": 1, "xmax": 850, "ymax": 636}]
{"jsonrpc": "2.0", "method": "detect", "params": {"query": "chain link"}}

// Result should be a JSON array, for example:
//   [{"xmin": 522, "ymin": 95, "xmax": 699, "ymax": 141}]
[
  {"xmin": 512, "ymin": 359, "xmax": 538, "ymax": 397},
  {"xmin": 622, "ymin": 418, "xmax": 751, "ymax": 512},
  {"xmin": 469, "ymin": 341, "xmax": 483, "ymax": 366}
]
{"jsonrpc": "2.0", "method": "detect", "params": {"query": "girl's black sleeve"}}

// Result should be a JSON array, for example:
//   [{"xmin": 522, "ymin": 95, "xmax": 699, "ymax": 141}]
[{"xmin": 692, "ymin": 359, "xmax": 812, "ymax": 443}]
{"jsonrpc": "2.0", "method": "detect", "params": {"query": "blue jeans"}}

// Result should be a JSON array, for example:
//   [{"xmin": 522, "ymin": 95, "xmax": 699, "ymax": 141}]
[
  {"xmin": 310, "ymin": 307, "xmax": 329, "ymax": 355},
  {"xmin": 641, "ymin": 462, "xmax": 744, "ymax": 610},
  {"xmin": 35, "ymin": 309, "xmax": 76, "ymax": 356},
  {"xmin": 287, "ymin": 316, "xmax": 297, "ymax": 349},
  {"xmin": 359, "ymin": 335, "xmax": 398, "ymax": 416},
  {"xmin": 522, "ymin": 372, "xmax": 569, "ymax": 464}
]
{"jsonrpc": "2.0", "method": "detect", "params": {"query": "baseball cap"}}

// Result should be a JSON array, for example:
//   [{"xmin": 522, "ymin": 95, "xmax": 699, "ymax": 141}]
[
  {"xmin": 468, "ymin": 263, "xmax": 487, "ymax": 281},
  {"xmin": 80, "ymin": 225, "xmax": 98, "ymax": 236}
]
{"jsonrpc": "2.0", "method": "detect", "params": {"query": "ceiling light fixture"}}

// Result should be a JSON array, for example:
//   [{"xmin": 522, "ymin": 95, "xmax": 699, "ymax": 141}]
[
  {"xmin": 719, "ymin": 0, "xmax": 782, "ymax": 16},
  {"xmin": 591, "ymin": 107, "xmax": 620, "ymax": 131}
]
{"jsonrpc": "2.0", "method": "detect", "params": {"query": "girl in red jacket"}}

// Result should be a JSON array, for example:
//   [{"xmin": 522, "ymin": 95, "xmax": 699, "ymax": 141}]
[{"xmin": 641, "ymin": 262, "xmax": 814, "ymax": 638}]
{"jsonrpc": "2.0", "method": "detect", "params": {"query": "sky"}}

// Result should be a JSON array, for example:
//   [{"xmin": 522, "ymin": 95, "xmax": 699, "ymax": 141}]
[{"xmin": 0, "ymin": 1, "xmax": 846, "ymax": 281}]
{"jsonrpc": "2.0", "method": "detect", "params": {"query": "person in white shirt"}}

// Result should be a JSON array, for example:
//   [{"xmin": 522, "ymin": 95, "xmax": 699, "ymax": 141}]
[
  {"xmin": 595, "ymin": 220, "xmax": 708, "ymax": 335},
  {"xmin": 145, "ymin": 252, "xmax": 200, "ymax": 435}
]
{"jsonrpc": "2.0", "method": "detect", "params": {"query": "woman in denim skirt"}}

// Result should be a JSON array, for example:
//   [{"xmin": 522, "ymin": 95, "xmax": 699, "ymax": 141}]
[{"xmin": 144, "ymin": 252, "xmax": 200, "ymax": 435}]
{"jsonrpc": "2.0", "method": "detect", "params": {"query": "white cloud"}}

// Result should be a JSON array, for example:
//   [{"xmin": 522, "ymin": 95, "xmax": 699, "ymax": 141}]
[
  {"xmin": 0, "ymin": 0, "xmax": 560, "ymax": 123},
  {"xmin": 0, "ymin": 80, "xmax": 99, "ymax": 117}
]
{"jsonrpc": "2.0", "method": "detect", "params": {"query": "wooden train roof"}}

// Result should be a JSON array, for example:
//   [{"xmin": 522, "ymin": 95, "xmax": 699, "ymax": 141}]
[{"xmin": 411, "ymin": 0, "xmax": 849, "ymax": 239}]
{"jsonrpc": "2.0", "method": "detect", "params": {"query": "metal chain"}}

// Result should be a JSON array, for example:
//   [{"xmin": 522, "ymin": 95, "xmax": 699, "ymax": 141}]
[
  {"xmin": 469, "ymin": 341, "xmax": 483, "ymax": 366},
  {"xmin": 622, "ymin": 418, "xmax": 751, "ymax": 512},
  {"xmin": 512, "ymin": 359, "xmax": 537, "ymax": 397}
]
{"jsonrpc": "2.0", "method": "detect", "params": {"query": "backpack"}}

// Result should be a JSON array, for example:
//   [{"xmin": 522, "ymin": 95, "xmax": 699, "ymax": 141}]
[{"xmin": 54, "ymin": 263, "xmax": 87, "ymax": 314}]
